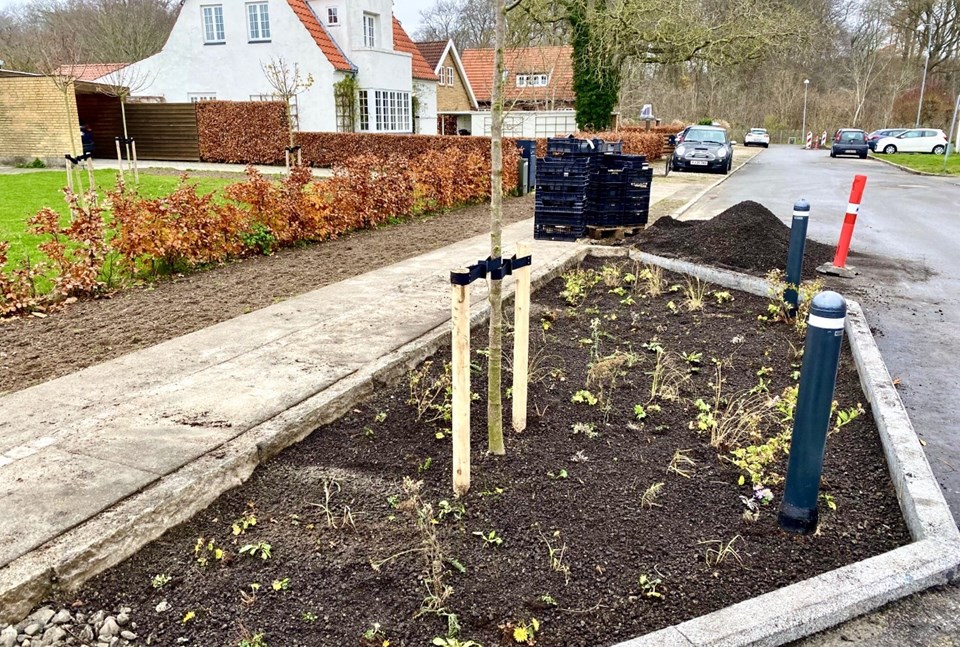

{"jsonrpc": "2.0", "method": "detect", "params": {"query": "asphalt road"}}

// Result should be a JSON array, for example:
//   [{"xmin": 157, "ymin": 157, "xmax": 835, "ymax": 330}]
[{"xmin": 681, "ymin": 145, "xmax": 960, "ymax": 646}]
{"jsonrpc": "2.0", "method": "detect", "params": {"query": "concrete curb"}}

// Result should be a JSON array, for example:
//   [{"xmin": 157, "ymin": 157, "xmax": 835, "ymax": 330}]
[
  {"xmin": 671, "ymin": 148, "xmax": 762, "ymax": 219},
  {"xmin": 866, "ymin": 154, "xmax": 953, "ymax": 177},
  {"xmin": 2, "ymin": 245, "xmax": 957, "ymax": 647},
  {"xmin": 595, "ymin": 252, "xmax": 960, "ymax": 647}
]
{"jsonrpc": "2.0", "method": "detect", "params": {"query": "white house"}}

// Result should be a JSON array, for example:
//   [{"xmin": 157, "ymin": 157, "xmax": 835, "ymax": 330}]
[{"xmin": 115, "ymin": 0, "xmax": 438, "ymax": 134}]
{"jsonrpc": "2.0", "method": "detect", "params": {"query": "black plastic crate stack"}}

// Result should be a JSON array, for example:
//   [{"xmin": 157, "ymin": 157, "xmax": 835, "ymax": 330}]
[
  {"xmin": 621, "ymin": 162, "xmax": 653, "ymax": 228},
  {"xmin": 533, "ymin": 138, "xmax": 596, "ymax": 241},
  {"xmin": 534, "ymin": 137, "xmax": 653, "ymax": 240}
]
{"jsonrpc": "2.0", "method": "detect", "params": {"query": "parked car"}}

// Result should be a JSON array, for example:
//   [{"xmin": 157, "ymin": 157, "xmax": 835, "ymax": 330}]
[
  {"xmin": 830, "ymin": 129, "xmax": 869, "ymax": 159},
  {"xmin": 670, "ymin": 125, "xmax": 733, "ymax": 174},
  {"xmin": 866, "ymin": 128, "xmax": 907, "ymax": 151},
  {"xmin": 874, "ymin": 128, "xmax": 948, "ymax": 154},
  {"xmin": 744, "ymin": 128, "xmax": 770, "ymax": 147}
]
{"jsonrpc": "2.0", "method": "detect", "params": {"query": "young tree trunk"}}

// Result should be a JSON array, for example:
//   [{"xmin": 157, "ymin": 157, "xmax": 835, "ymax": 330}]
[{"xmin": 487, "ymin": 0, "xmax": 507, "ymax": 456}]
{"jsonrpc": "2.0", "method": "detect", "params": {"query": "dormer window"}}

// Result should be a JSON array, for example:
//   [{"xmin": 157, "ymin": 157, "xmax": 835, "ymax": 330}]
[
  {"xmin": 363, "ymin": 13, "xmax": 378, "ymax": 48},
  {"xmin": 327, "ymin": 7, "xmax": 339, "ymax": 25},
  {"xmin": 516, "ymin": 74, "xmax": 528, "ymax": 87},
  {"xmin": 532, "ymin": 73, "xmax": 549, "ymax": 86}
]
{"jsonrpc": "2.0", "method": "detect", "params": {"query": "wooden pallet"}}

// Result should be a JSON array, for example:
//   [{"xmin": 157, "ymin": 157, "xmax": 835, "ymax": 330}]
[{"xmin": 585, "ymin": 225, "xmax": 641, "ymax": 240}]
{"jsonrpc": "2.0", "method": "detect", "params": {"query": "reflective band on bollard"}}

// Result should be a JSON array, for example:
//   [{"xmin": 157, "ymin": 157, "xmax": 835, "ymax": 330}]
[
  {"xmin": 778, "ymin": 291, "xmax": 846, "ymax": 535},
  {"xmin": 785, "ymin": 199, "xmax": 810, "ymax": 317}
]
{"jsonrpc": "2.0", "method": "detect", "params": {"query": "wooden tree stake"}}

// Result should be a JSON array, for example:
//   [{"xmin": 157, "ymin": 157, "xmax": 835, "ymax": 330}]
[
  {"xmin": 451, "ymin": 268, "xmax": 471, "ymax": 496},
  {"xmin": 512, "ymin": 241, "xmax": 531, "ymax": 432},
  {"xmin": 115, "ymin": 139, "xmax": 125, "ymax": 181},
  {"xmin": 65, "ymin": 158, "xmax": 73, "ymax": 193},
  {"xmin": 131, "ymin": 140, "xmax": 140, "ymax": 185}
]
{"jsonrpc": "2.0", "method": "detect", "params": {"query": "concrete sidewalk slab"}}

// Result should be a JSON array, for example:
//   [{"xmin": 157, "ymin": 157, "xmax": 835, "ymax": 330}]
[{"xmin": 0, "ymin": 216, "xmax": 578, "ymax": 620}]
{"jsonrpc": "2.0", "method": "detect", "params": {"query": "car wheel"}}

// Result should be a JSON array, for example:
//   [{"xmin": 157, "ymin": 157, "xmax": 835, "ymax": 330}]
[
  {"xmin": 933, "ymin": 145, "xmax": 946, "ymax": 155},
  {"xmin": 763, "ymin": 143, "xmax": 768, "ymax": 148},
  {"xmin": 883, "ymin": 144, "xmax": 897, "ymax": 154},
  {"xmin": 859, "ymin": 152, "xmax": 867, "ymax": 159},
  {"xmin": 830, "ymin": 151, "xmax": 836, "ymax": 158}
]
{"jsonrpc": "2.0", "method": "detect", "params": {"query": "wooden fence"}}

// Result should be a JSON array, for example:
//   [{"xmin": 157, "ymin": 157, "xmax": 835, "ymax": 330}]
[{"xmin": 124, "ymin": 103, "xmax": 200, "ymax": 161}]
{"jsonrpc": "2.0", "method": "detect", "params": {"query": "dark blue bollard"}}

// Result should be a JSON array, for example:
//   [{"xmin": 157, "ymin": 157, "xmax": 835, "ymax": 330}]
[
  {"xmin": 784, "ymin": 199, "xmax": 810, "ymax": 317},
  {"xmin": 778, "ymin": 291, "xmax": 846, "ymax": 535}
]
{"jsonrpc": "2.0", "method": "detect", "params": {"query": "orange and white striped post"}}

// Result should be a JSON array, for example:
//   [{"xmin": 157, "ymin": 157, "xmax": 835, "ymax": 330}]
[
  {"xmin": 805, "ymin": 132, "xmax": 813, "ymax": 149},
  {"xmin": 832, "ymin": 175, "xmax": 867, "ymax": 268}
]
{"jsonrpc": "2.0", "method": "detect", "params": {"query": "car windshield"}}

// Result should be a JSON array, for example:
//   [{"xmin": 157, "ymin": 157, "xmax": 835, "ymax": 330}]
[{"xmin": 685, "ymin": 128, "xmax": 726, "ymax": 144}]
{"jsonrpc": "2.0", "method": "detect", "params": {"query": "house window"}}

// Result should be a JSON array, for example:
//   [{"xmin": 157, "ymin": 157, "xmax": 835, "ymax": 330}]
[
  {"xmin": 359, "ymin": 89, "xmax": 411, "ymax": 132},
  {"xmin": 363, "ymin": 13, "xmax": 377, "ymax": 48},
  {"xmin": 201, "ymin": 5, "xmax": 225, "ymax": 44},
  {"xmin": 247, "ymin": 2, "xmax": 270, "ymax": 41},
  {"xmin": 327, "ymin": 7, "xmax": 339, "ymax": 25},
  {"xmin": 532, "ymin": 73, "xmax": 549, "ymax": 87},
  {"xmin": 446, "ymin": 67, "xmax": 455, "ymax": 86},
  {"xmin": 359, "ymin": 91, "xmax": 370, "ymax": 131},
  {"xmin": 188, "ymin": 93, "xmax": 217, "ymax": 102},
  {"xmin": 516, "ymin": 74, "xmax": 528, "ymax": 87},
  {"xmin": 251, "ymin": 93, "xmax": 299, "ymax": 130}
]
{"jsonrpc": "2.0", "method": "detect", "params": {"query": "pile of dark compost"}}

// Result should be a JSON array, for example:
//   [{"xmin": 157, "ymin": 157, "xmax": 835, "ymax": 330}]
[{"xmin": 635, "ymin": 201, "xmax": 835, "ymax": 279}]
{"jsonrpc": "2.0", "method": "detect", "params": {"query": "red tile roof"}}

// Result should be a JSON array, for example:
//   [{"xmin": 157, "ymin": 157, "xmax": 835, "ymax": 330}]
[
  {"xmin": 461, "ymin": 46, "xmax": 574, "ymax": 104},
  {"xmin": 416, "ymin": 40, "xmax": 449, "ymax": 71},
  {"xmin": 286, "ymin": 0, "xmax": 354, "ymax": 72},
  {"xmin": 393, "ymin": 18, "xmax": 437, "ymax": 81},
  {"xmin": 56, "ymin": 63, "xmax": 128, "ymax": 82}
]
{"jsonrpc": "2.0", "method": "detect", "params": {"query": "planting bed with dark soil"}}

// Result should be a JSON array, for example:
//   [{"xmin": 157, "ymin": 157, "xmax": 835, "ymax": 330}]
[
  {"xmin": 50, "ymin": 256, "xmax": 909, "ymax": 647},
  {"xmin": 0, "ymin": 195, "xmax": 534, "ymax": 396},
  {"xmin": 630, "ymin": 201, "xmax": 836, "ymax": 279}
]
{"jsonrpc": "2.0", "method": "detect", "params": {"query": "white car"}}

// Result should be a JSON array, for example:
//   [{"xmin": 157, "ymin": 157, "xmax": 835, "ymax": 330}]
[
  {"xmin": 874, "ymin": 128, "xmax": 947, "ymax": 154},
  {"xmin": 744, "ymin": 128, "xmax": 770, "ymax": 148}
]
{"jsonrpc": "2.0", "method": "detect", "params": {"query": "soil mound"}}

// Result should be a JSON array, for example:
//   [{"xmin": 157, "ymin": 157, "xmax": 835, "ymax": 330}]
[{"xmin": 636, "ymin": 201, "xmax": 835, "ymax": 278}]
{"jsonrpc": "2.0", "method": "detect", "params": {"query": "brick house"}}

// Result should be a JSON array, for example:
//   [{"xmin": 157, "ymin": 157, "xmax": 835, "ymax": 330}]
[
  {"xmin": 415, "ymin": 39, "xmax": 478, "ymax": 135},
  {"xmin": 0, "ymin": 70, "xmax": 104, "ymax": 165},
  {"xmin": 457, "ymin": 45, "xmax": 578, "ymax": 138}
]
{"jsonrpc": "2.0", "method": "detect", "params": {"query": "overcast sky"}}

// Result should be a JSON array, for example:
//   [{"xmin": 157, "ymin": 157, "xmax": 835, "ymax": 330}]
[{"xmin": 0, "ymin": 0, "xmax": 434, "ymax": 33}]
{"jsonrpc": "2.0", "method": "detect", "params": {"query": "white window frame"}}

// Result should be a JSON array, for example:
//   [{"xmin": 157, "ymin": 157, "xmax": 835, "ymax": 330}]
[
  {"xmin": 188, "ymin": 93, "xmax": 218, "ymax": 102},
  {"xmin": 516, "ymin": 74, "xmax": 528, "ymax": 87},
  {"xmin": 201, "ymin": 5, "xmax": 225, "ymax": 44},
  {"xmin": 327, "ymin": 6, "xmax": 340, "ymax": 25},
  {"xmin": 363, "ymin": 13, "xmax": 377, "ymax": 48},
  {"xmin": 246, "ymin": 2, "xmax": 271, "ymax": 42},
  {"xmin": 360, "ymin": 89, "xmax": 411, "ymax": 133},
  {"xmin": 446, "ymin": 67, "xmax": 455, "ymax": 86},
  {"xmin": 532, "ymin": 73, "xmax": 549, "ymax": 87}
]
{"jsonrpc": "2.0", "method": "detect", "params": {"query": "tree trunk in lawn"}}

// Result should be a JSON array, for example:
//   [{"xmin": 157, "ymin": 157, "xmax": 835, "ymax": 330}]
[{"xmin": 487, "ymin": 0, "xmax": 507, "ymax": 456}]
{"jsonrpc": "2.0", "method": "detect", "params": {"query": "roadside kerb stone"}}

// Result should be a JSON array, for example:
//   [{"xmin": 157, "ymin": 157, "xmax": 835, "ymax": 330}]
[
  {"xmin": 593, "ymin": 249, "xmax": 960, "ymax": 646},
  {"xmin": 2, "ymin": 241, "xmax": 956, "ymax": 646},
  {"xmin": 866, "ymin": 154, "xmax": 952, "ymax": 178}
]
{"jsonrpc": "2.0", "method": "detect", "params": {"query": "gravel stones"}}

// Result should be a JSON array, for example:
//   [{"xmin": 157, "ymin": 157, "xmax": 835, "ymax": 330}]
[{"xmin": 0, "ymin": 607, "xmax": 140, "ymax": 647}]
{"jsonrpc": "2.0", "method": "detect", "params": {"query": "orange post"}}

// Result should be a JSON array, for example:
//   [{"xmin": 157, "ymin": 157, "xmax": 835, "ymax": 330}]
[{"xmin": 832, "ymin": 175, "xmax": 867, "ymax": 268}]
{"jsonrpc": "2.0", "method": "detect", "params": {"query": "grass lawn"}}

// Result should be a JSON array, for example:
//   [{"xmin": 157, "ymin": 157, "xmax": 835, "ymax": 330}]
[
  {"xmin": 872, "ymin": 152, "xmax": 960, "ymax": 175},
  {"xmin": 0, "ymin": 169, "xmax": 235, "ymax": 268}
]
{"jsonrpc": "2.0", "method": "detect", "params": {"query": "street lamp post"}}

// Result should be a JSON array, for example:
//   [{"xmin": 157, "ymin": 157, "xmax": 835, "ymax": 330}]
[
  {"xmin": 916, "ymin": 23, "xmax": 933, "ymax": 127},
  {"xmin": 801, "ymin": 79, "xmax": 810, "ymax": 145}
]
